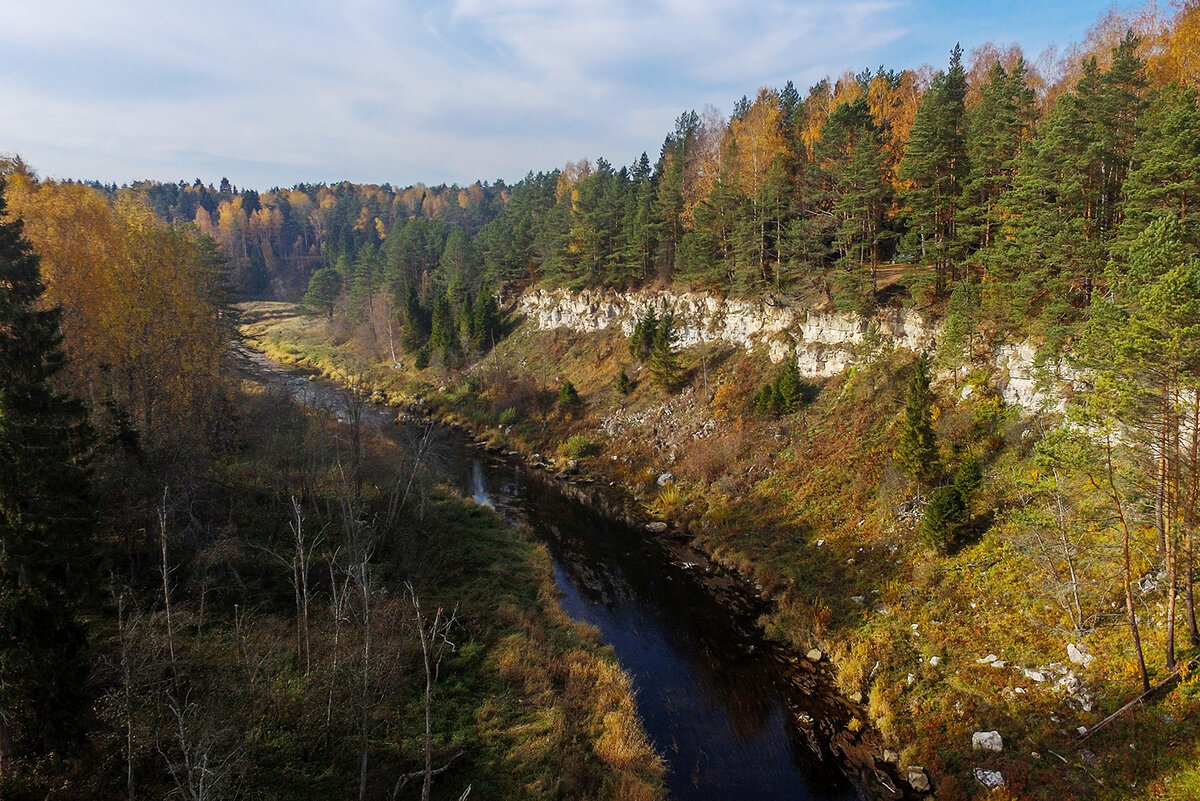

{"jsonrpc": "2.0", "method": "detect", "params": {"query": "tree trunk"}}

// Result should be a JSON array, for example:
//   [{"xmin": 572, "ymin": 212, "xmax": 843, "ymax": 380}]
[
  {"xmin": 1188, "ymin": 391, "xmax": 1199, "ymax": 645},
  {"xmin": 1105, "ymin": 435, "xmax": 1150, "ymax": 692}
]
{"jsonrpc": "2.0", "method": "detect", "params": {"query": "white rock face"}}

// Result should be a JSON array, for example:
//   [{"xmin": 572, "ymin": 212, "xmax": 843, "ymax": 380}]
[
  {"xmin": 516, "ymin": 286, "xmax": 1081, "ymax": 409},
  {"xmin": 516, "ymin": 287, "xmax": 936, "ymax": 379}
]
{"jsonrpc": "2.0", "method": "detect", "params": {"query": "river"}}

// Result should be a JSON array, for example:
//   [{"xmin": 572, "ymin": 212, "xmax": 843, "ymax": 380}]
[{"xmin": 240, "ymin": 348, "xmax": 905, "ymax": 801}]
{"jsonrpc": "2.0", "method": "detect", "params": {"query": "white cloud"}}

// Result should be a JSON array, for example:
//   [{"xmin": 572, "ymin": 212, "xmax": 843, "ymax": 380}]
[{"xmin": 0, "ymin": 1, "xmax": 933, "ymax": 188}]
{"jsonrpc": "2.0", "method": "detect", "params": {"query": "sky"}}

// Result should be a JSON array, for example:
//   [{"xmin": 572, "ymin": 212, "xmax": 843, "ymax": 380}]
[{"xmin": 2, "ymin": 0, "xmax": 1129, "ymax": 191}]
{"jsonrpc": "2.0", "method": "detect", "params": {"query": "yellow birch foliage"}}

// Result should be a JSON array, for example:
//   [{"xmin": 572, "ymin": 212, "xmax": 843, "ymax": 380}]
[
  {"xmin": 5, "ymin": 176, "xmax": 227, "ymax": 448},
  {"xmin": 726, "ymin": 88, "xmax": 786, "ymax": 198}
]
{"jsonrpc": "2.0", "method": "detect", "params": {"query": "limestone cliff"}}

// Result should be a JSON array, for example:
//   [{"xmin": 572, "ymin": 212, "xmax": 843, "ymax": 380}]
[{"xmin": 516, "ymin": 287, "xmax": 1079, "ymax": 411}]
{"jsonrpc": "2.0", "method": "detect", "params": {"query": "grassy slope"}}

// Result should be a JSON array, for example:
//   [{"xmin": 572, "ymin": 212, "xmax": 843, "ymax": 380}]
[{"xmin": 241, "ymin": 300, "xmax": 1200, "ymax": 801}]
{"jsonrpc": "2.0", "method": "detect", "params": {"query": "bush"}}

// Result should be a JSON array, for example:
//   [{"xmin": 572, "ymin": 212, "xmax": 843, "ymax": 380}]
[
  {"xmin": 498, "ymin": 407, "xmax": 518, "ymax": 427},
  {"xmin": 614, "ymin": 368, "xmax": 633, "ymax": 395},
  {"xmin": 561, "ymin": 435, "xmax": 597, "ymax": 459},
  {"xmin": 558, "ymin": 380, "xmax": 581, "ymax": 407},
  {"xmin": 920, "ymin": 484, "xmax": 966, "ymax": 552},
  {"xmin": 920, "ymin": 458, "xmax": 983, "ymax": 553}
]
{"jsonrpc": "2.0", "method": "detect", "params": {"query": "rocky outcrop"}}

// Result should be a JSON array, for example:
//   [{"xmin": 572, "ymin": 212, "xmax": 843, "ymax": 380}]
[
  {"xmin": 517, "ymin": 287, "xmax": 934, "ymax": 379},
  {"xmin": 518, "ymin": 286, "xmax": 1084, "ymax": 411}
]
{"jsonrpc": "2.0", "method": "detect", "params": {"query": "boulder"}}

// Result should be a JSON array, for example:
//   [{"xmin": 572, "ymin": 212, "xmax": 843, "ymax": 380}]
[
  {"xmin": 1022, "ymin": 668, "xmax": 1046, "ymax": 682},
  {"xmin": 973, "ymin": 768, "xmax": 1005, "ymax": 789},
  {"xmin": 972, "ymin": 731, "xmax": 1003, "ymax": 752},
  {"xmin": 907, "ymin": 766, "xmax": 931, "ymax": 793},
  {"xmin": 882, "ymin": 749, "xmax": 899, "ymax": 764},
  {"xmin": 1067, "ymin": 643, "xmax": 1095, "ymax": 668},
  {"xmin": 644, "ymin": 522, "xmax": 668, "ymax": 533},
  {"xmin": 656, "ymin": 472, "xmax": 674, "ymax": 486},
  {"xmin": 806, "ymin": 648, "xmax": 824, "ymax": 662}
]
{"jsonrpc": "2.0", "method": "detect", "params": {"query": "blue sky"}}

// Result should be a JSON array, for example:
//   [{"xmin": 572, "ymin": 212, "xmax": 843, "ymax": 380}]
[{"xmin": 2, "ymin": 0, "xmax": 1127, "ymax": 190}]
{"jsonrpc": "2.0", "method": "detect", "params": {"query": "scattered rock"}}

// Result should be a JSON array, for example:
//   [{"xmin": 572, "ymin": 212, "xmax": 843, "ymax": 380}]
[
  {"xmin": 1077, "ymin": 726, "xmax": 1088, "ymax": 735},
  {"xmin": 1138, "ymin": 574, "xmax": 1158, "ymax": 594},
  {"xmin": 656, "ymin": 472, "xmax": 674, "ymax": 486},
  {"xmin": 1055, "ymin": 671, "xmax": 1095, "ymax": 712},
  {"xmin": 882, "ymin": 749, "xmax": 900, "ymax": 764},
  {"xmin": 976, "ymin": 654, "xmax": 998, "ymax": 664},
  {"xmin": 972, "ymin": 731, "xmax": 1003, "ymax": 752},
  {"xmin": 1067, "ymin": 642, "xmax": 1095, "ymax": 668},
  {"xmin": 907, "ymin": 766, "xmax": 931, "ymax": 793},
  {"xmin": 1023, "ymin": 668, "xmax": 1046, "ymax": 682},
  {"xmin": 644, "ymin": 521, "xmax": 668, "ymax": 533},
  {"xmin": 807, "ymin": 648, "xmax": 824, "ymax": 662},
  {"xmin": 849, "ymin": 691, "xmax": 863, "ymax": 703},
  {"xmin": 990, "ymin": 660, "xmax": 1007, "ymax": 668},
  {"xmin": 565, "ymin": 459, "xmax": 579, "ymax": 471},
  {"xmin": 929, "ymin": 655, "xmax": 942, "ymax": 667},
  {"xmin": 851, "ymin": 595, "xmax": 865, "ymax": 604},
  {"xmin": 973, "ymin": 768, "xmax": 1005, "ymax": 789}
]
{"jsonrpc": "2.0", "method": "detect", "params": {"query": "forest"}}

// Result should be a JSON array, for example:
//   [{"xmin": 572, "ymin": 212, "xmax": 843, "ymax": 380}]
[{"xmin": 6, "ymin": 0, "xmax": 1200, "ymax": 799}]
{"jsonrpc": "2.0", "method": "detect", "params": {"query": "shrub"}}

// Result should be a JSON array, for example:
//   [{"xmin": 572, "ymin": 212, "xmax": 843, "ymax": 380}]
[
  {"xmin": 498, "ymin": 407, "xmax": 518, "ymax": 427},
  {"xmin": 614, "ymin": 368, "xmax": 633, "ymax": 395},
  {"xmin": 558, "ymin": 380, "xmax": 581, "ymax": 407},
  {"xmin": 920, "ymin": 484, "xmax": 966, "ymax": 552},
  {"xmin": 561, "ymin": 435, "xmax": 596, "ymax": 459}
]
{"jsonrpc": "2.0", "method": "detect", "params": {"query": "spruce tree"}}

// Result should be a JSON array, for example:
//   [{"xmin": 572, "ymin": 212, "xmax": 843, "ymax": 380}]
[
  {"xmin": 895, "ymin": 353, "xmax": 940, "ymax": 490},
  {"xmin": 0, "ymin": 181, "xmax": 97, "ymax": 773}
]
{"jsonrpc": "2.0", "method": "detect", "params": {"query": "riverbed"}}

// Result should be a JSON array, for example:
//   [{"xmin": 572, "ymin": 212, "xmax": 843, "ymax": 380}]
[{"xmin": 238, "ymin": 347, "xmax": 904, "ymax": 800}]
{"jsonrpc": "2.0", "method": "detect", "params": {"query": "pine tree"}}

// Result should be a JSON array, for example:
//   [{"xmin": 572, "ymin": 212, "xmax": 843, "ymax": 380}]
[
  {"xmin": 959, "ymin": 59, "xmax": 1036, "ymax": 257},
  {"xmin": 1117, "ymin": 83, "xmax": 1200, "ymax": 258},
  {"xmin": 303, "ymin": 266, "xmax": 342, "ymax": 320},
  {"xmin": 648, "ymin": 312, "xmax": 683, "ymax": 392},
  {"xmin": 0, "ymin": 181, "xmax": 97, "ymax": 774},
  {"xmin": 899, "ymin": 44, "xmax": 969, "ymax": 296}
]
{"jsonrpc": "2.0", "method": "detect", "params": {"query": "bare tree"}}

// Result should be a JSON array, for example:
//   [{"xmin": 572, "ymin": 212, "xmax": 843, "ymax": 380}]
[
  {"xmin": 407, "ymin": 582, "xmax": 460, "ymax": 801},
  {"xmin": 157, "ymin": 692, "xmax": 241, "ymax": 801},
  {"xmin": 255, "ymin": 496, "xmax": 324, "ymax": 674}
]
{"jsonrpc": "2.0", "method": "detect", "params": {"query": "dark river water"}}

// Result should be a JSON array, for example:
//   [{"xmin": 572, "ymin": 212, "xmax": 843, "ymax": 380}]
[{"xmin": 241, "ymin": 349, "xmax": 873, "ymax": 801}]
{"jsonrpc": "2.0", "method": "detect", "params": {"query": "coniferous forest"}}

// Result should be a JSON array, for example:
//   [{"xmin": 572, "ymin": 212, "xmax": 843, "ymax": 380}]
[{"xmin": 7, "ymin": 2, "xmax": 1200, "ymax": 800}]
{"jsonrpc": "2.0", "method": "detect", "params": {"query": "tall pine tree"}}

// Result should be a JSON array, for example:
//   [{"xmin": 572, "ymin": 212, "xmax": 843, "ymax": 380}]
[
  {"xmin": 899, "ymin": 44, "xmax": 969, "ymax": 297},
  {"xmin": 0, "ymin": 180, "xmax": 97, "ymax": 777}
]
